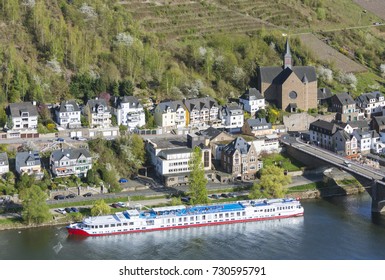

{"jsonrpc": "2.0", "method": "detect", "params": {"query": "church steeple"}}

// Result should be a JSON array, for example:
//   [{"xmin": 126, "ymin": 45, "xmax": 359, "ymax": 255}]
[{"xmin": 283, "ymin": 38, "xmax": 292, "ymax": 69}]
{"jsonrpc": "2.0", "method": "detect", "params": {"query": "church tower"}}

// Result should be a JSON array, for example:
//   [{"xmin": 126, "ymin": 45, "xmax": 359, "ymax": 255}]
[{"xmin": 283, "ymin": 38, "xmax": 292, "ymax": 69}]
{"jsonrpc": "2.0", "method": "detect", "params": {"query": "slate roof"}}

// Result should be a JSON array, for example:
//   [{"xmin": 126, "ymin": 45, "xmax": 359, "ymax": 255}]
[
  {"xmin": 258, "ymin": 66, "xmax": 317, "ymax": 85},
  {"xmin": 115, "ymin": 96, "xmax": 143, "ymax": 109},
  {"xmin": 356, "ymin": 91, "xmax": 383, "ymax": 105},
  {"xmin": 9, "ymin": 102, "xmax": 38, "ymax": 118},
  {"xmin": 58, "ymin": 100, "xmax": 80, "ymax": 113},
  {"xmin": 309, "ymin": 119, "xmax": 340, "ymax": 136},
  {"xmin": 183, "ymin": 97, "xmax": 218, "ymax": 112},
  {"xmin": 51, "ymin": 148, "xmax": 91, "ymax": 162},
  {"xmin": 334, "ymin": 129, "xmax": 350, "ymax": 141},
  {"xmin": 373, "ymin": 116, "xmax": 385, "ymax": 127},
  {"xmin": 246, "ymin": 118, "xmax": 272, "ymax": 130},
  {"xmin": 198, "ymin": 127, "xmax": 223, "ymax": 139},
  {"xmin": 223, "ymin": 137, "xmax": 250, "ymax": 156},
  {"xmin": 155, "ymin": 100, "xmax": 185, "ymax": 113},
  {"xmin": 86, "ymin": 98, "xmax": 110, "ymax": 113},
  {"xmin": 317, "ymin": 88, "xmax": 333, "ymax": 100},
  {"xmin": 331, "ymin": 92, "xmax": 355, "ymax": 106},
  {"xmin": 0, "ymin": 152, "xmax": 8, "ymax": 165},
  {"xmin": 16, "ymin": 151, "xmax": 41, "ymax": 168},
  {"xmin": 158, "ymin": 147, "xmax": 192, "ymax": 159},
  {"xmin": 239, "ymin": 88, "xmax": 264, "ymax": 100},
  {"xmin": 221, "ymin": 102, "xmax": 243, "ymax": 116}
]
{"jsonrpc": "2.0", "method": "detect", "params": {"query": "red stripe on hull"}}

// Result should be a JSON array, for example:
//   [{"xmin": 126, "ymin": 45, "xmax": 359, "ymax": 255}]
[{"xmin": 67, "ymin": 212, "xmax": 304, "ymax": 237}]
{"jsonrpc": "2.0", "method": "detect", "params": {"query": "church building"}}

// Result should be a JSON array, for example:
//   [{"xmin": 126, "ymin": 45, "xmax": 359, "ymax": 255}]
[{"xmin": 256, "ymin": 39, "xmax": 317, "ymax": 112}]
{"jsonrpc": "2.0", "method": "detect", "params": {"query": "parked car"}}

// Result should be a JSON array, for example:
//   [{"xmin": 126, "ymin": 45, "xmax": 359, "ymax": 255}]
[
  {"xmin": 65, "ymin": 207, "xmax": 72, "ymax": 213},
  {"xmin": 181, "ymin": 197, "xmax": 191, "ymax": 203},
  {"xmin": 54, "ymin": 195, "xmax": 65, "ymax": 200},
  {"xmin": 228, "ymin": 192, "xmax": 237, "ymax": 198},
  {"xmin": 119, "ymin": 178, "xmax": 128, "ymax": 183},
  {"xmin": 56, "ymin": 208, "xmax": 66, "ymax": 214},
  {"xmin": 56, "ymin": 138, "xmax": 65, "ymax": 142},
  {"xmin": 221, "ymin": 193, "xmax": 229, "ymax": 198},
  {"xmin": 66, "ymin": 193, "xmax": 76, "ymax": 199},
  {"xmin": 71, "ymin": 207, "xmax": 79, "ymax": 213},
  {"xmin": 211, "ymin": 194, "xmax": 220, "ymax": 199},
  {"xmin": 116, "ymin": 202, "xmax": 126, "ymax": 207},
  {"xmin": 83, "ymin": 192, "xmax": 92, "ymax": 197}
]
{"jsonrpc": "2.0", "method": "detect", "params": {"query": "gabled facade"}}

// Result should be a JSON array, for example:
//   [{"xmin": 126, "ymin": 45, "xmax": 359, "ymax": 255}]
[
  {"xmin": 15, "ymin": 151, "xmax": 43, "ymax": 179},
  {"xmin": 196, "ymin": 127, "xmax": 234, "ymax": 160},
  {"xmin": 356, "ymin": 91, "xmax": 385, "ymax": 118},
  {"xmin": 0, "ymin": 152, "xmax": 9, "ymax": 175},
  {"xmin": 242, "ymin": 118, "xmax": 273, "ymax": 136},
  {"xmin": 153, "ymin": 101, "xmax": 186, "ymax": 132},
  {"xmin": 114, "ymin": 96, "xmax": 145, "ymax": 130},
  {"xmin": 239, "ymin": 88, "xmax": 265, "ymax": 115},
  {"xmin": 183, "ymin": 97, "xmax": 220, "ymax": 129},
  {"xmin": 257, "ymin": 39, "xmax": 317, "ymax": 112},
  {"xmin": 309, "ymin": 119, "xmax": 340, "ymax": 149},
  {"xmin": 220, "ymin": 102, "xmax": 244, "ymax": 132},
  {"xmin": 332, "ymin": 130, "xmax": 358, "ymax": 157},
  {"xmin": 7, "ymin": 102, "xmax": 38, "ymax": 131},
  {"xmin": 84, "ymin": 98, "xmax": 112, "ymax": 128},
  {"xmin": 50, "ymin": 148, "xmax": 92, "ymax": 178},
  {"xmin": 330, "ymin": 92, "xmax": 360, "ymax": 122},
  {"xmin": 221, "ymin": 137, "xmax": 260, "ymax": 180},
  {"xmin": 371, "ymin": 116, "xmax": 385, "ymax": 133},
  {"xmin": 352, "ymin": 130, "xmax": 372, "ymax": 154},
  {"xmin": 55, "ymin": 100, "xmax": 81, "ymax": 129}
]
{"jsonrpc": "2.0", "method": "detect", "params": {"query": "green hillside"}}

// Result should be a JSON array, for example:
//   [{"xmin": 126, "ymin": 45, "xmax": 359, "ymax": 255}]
[{"xmin": 0, "ymin": 0, "xmax": 384, "ymax": 127}]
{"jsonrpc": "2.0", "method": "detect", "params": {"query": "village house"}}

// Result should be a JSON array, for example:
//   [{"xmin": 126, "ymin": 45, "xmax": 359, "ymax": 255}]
[
  {"xmin": 309, "ymin": 119, "xmax": 341, "ymax": 149},
  {"xmin": 332, "ymin": 130, "xmax": 358, "ymax": 157},
  {"xmin": 257, "ymin": 39, "xmax": 317, "ymax": 112},
  {"xmin": 221, "ymin": 137, "xmax": 261, "ymax": 181},
  {"xmin": 145, "ymin": 136, "xmax": 212, "ymax": 187},
  {"xmin": 183, "ymin": 97, "xmax": 221, "ymax": 129},
  {"xmin": 317, "ymin": 87, "xmax": 333, "ymax": 106},
  {"xmin": 330, "ymin": 92, "xmax": 360, "ymax": 122},
  {"xmin": 355, "ymin": 91, "xmax": 385, "ymax": 118},
  {"xmin": 371, "ymin": 116, "xmax": 385, "ymax": 133},
  {"xmin": 113, "ymin": 96, "xmax": 145, "ymax": 131},
  {"xmin": 6, "ymin": 102, "xmax": 38, "ymax": 134},
  {"xmin": 196, "ymin": 127, "xmax": 234, "ymax": 161},
  {"xmin": 15, "ymin": 151, "xmax": 43, "ymax": 179},
  {"xmin": 55, "ymin": 100, "xmax": 82, "ymax": 129},
  {"xmin": 84, "ymin": 98, "xmax": 112, "ymax": 128},
  {"xmin": 352, "ymin": 130, "xmax": 373, "ymax": 154},
  {"xmin": 242, "ymin": 118, "xmax": 273, "ymax": 136},
  {"xmin": 0, "ymin": 152, "xmax": 9, "ymax": 175},
  {"xmin": 220, "ymin": 102, "xmax": 244, "ymax": 133},
  {"xmin": 50, "ymin": 148, "xmax": 93, "ymax": 178},
  {"xmin": 239, "ymin": 88, "xmax": 265, "ymax": 116},
  {"xmin": 153, "ymin": 100, "xmax": 186, "ymax": 132},
  {"xmin": 250, "ymin": 134, "xmax": 280, "ymax": 155}
]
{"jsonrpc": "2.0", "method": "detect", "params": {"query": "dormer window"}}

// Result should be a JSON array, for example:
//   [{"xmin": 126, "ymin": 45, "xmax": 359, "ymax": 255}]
[{"xmin": 21, "ymin": 111, "xmax": 29, "ymax": 118}]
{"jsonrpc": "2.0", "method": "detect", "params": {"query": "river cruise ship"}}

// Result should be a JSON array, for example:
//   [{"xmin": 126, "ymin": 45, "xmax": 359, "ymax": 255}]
[{"xmin": 67, "ymin": 198, "xmax": 304, "ymax": 236}]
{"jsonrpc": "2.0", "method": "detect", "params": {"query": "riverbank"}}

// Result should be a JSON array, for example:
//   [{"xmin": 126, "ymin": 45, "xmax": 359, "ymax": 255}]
[{"xmin": 0, "ymin": 182, "xmax": 365, "ymax": 231}]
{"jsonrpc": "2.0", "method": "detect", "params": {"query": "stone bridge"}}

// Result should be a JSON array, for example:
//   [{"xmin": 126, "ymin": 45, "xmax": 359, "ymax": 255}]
[{"xmin": 281, "ymin": 136, "xmax": 385, "ymax": 212}]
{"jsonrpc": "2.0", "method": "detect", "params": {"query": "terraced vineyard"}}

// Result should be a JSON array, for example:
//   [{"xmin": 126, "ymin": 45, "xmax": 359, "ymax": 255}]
[{"xmin": 119, "ymin": 0, "xmax": 279, "ymax": 38}]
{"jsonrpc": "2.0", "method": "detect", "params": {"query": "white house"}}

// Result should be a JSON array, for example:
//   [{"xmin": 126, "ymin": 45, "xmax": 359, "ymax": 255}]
[
  {"xmin": 0, "ymin": 152, "xmax": 9, "ymax": 175},
  {"xmin": 55, "ymin": 100, "xmax": 81, "ymax": 129},
  {"xmin": 352, "ymin": 130, "xmax": 372, "ymax": 154},
  {"xmin": 7, "ymin": 102, "xmax": 38, "ymax": 131},
  {"xmin": 184, "ymin": 97, "xmax": 220, "ymax": 129},
  {"xmin": 356, "ymin": 91, "xmax": 385, "ymax": 118},
  {"xmin": 250, "ymin": 134, "xmax": 280, "ymax": 155},
  {"xmin": 239, "ymin": 88, "xmax": 265, "ymax": 116},
  {"xmin": 220, "ymin": 102, "xmax": 244, "ymax": 133},
  {"xmin": 114, "ymin": 96, "xmax": 145, "ymax": 130},
  {"xmin": 153, "ymin": 101, "xmax": 186, "ymax": 132},
  {"xmin": 84, "ymin": 98, "xmax": 112, "ymax": 128}
]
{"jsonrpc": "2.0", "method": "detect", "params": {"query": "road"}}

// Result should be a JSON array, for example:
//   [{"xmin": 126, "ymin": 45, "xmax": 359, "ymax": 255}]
[{"xmin": 282, "ymin": 136, "xmax": 385, "ymax": 181}]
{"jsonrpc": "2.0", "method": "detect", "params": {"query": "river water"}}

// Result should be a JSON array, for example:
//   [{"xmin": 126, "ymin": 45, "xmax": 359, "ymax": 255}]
[{"xmin": 1, "ymin": 192, "xmax": 385, "ymax": 260}]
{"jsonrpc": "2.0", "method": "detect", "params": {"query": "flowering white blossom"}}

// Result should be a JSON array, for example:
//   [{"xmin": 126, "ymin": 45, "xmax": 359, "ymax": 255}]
[
  {"xmin": 198, "ymin": 46, "xmax": 207, "ymax": 57},
  {"xmin": 317, "ymin": 66, "xmax": 333, "ymax": 83},
  {"xmin": 115, "ymin": 32, "xmax": 134, "ymax": 47},
  {"xmin": 337, "ymin": 72, "xmax": 357, "ymax": 86},
  {"xmin": 380, "ymin": 64, "xmax": 385, "ymax": 76},
  {"xmin": 232, "ymin": 67, "xmax": 246, "ymax": 83},
  {"xmin": 79, "ymin": 3, "xmax": 97, "ymax": 18},
  {"xmin": 21, "ymin": 0, "xmax": 35, "ymax": 8},
  {"xmin": 46, "ymin": 57, "xmax": 62, "ymax": 74}
]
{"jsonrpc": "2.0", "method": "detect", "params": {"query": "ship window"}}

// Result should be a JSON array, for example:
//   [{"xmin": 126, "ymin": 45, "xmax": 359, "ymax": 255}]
[
  {"xmin": 123, "ymin": 223, "xmax": 128, "ymax": 226},
  {"xmin": 242, "ymin": 212, "xmax": 246, "ymax": 216},
  {"xmin": 214, "ymin": 214, "xmax": 218, "ymax": 218},
  {"xmin": 190, "ymin": 217, "xmax": 194, "ymax": 221},
  {"xmin": 167, "ymin": 219, "xmax": 170, "ymax": 223},
  {"xmin": 202, "ymin": 215, "xmax": 206, "ymax": 220},
  {"xmin": 225, "ymin": 213, "xmax": 229, "ymax": 218},
  {"xmin": 104, "ymin": 225, "xmax": 109, "ymax": 228},
  {"xmin": 179, "ymin": 218, "xmax": 182, "ymax": 222},
  {"xmin": 172, "ymin": 218, "xmax": 175, "ymax": 223},
  {"xmin": 219, "ymin": 214, "xmax": 223, "ymax": 218},
  {"xmin": 129, "ymin": 222, "xmax": 134, "ymax": 225},
  {"xmin": 230, "ymin": 213, "xmax": 234, "ymax": 217},
  {"xmin": 111, "ymin": 224, "xmax": 116, "ymax": 227},
  {"xmin": 91, "ymin": 226, "xmax": 94, "ymax": 229},
  {"xmin": 117, "ymin": 223, "xmax": 122, "ymax": 227},
  {"xmin": 184, "ymin": 217, "xmax": 187, "ymax": 222}
]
